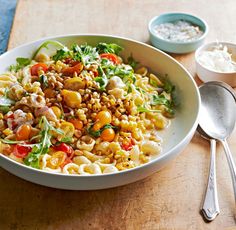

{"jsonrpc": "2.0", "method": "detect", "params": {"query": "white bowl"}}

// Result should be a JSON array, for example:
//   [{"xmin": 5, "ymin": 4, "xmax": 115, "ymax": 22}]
[
  {"xmin": 195, "ymin": 42, "xmax": 236, "ymax": 87},
  {"xmin": 0, "ymin": 34, "xmax": 200, "ymax": 190}
]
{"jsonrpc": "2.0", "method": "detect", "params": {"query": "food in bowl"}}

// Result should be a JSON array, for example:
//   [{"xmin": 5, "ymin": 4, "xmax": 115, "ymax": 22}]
[
  {"xmin": 154, "ymin": 20, "xmax": 204, "ymax": 42},
  {"xmin": 0, "ymin": 40, "xmax": 176, "ymax": 175},
  {"xmin": 197, "ymin": 43, "xmax": 236, "ymax": 73}
]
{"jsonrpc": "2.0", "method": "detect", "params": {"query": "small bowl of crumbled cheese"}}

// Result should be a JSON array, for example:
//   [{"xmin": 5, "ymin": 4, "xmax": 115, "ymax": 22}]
[
  {"xmin": 195, "ymin": 42, "xmax": 236, "ymax": 86},
  {"xmin": 148, "ymin": 13, "xmax": 208, "ymax": 53}
]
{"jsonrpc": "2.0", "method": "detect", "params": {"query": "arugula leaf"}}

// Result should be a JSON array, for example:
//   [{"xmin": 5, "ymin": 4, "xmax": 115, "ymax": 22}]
[
  {"xmin": 96, "ymin": 43, "xmax": 123, "ymax": 55},
  {"xmin": 150, "ymin": 78, "xmax": 159, "ymax": 88},
  {"xmin": 127, "ymin": 54, "xmax": 139, "ymax": 69},
  {"xmin": 95, "ymin": 66, "xmax": 108, "ymax": 90},
  {"xmin": 39, "ymin": 74, "xmax": 48, "ymax": 88},
  {"xmin": 0, "ymin": 106, "xmax": 10, "ymax": 114},
  {"xmin": 52, "ymin": 47, "xmax": 71, "ymax": 61},
  {"xmin": 0, "ymin": 139, "xmax": 25, "ymax": 144},
  {"xmin": 87, "ymin": 123, "xmax": 118, "ymax": 138},
  {"xmin": 137, "ymin": 105, "xmax": 161, "ymax": 113},
  {"xmin": 24, "ymin": 116, "xmax": 63, "ymax": 168},
  {"xmin": 9, "ymin": 57, "xmax": 31, "ymax": 72},
  {"xmin": 163, "ymin": 78, "xmax": 175, "ymax": 93},
  {"xmin": 60, "ymin": 137, "xmax": 72, "ymax": 143},
  {"xmin": 72, "ymin": 44, "xmax": 99, "ymax": 66},
  {"xmin": 32, "ymin": 40, "xmax": 66, "ymax": 59},
  {"xmin": 151, "ymin": 94, "xmax": 171, "ymax": 107},
  {"xmin": 151, "ymin": 94, "xmax": 175, "ymax": 115}
]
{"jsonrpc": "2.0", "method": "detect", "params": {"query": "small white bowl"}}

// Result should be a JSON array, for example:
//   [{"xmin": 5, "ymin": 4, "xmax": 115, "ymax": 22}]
[{"xmin": 195, "ymin": 42, "xmax": 236, "ymax": 87}]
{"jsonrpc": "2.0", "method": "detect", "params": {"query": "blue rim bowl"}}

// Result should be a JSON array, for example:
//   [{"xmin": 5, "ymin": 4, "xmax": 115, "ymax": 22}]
[{"xmin": 148, "ymin": 12, "xmax": 209, "ymax": 54}]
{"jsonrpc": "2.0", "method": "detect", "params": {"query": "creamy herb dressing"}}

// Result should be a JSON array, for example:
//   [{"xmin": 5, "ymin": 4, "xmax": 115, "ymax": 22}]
[
  {"xmin": 154, "ymin": 20, "xmax": 203, "ymax": 42},
  {"xmin": 197, "ymin": 44, "xmax": 236, "ymax": 73}
]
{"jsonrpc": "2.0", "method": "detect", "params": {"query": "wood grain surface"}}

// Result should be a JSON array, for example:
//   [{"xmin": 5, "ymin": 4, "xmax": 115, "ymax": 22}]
[{"xmin": 1, "ymin": 0, "xmax": 236, "ymax": 229}]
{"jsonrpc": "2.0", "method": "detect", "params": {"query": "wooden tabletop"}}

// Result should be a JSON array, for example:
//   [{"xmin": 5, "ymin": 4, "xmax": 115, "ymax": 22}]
[{"xmin": 1, "ymin": 0, "xmax": 236, "ymax": 229}]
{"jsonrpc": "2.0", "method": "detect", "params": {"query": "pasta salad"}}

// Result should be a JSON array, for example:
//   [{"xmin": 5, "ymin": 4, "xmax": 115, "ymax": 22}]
[{"xmin": 0, "ymin": 41, "xmax": 175, "ymax": 175}]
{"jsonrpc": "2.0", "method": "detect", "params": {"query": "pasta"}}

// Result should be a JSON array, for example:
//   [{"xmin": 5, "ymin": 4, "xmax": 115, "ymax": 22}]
[{"xmin": 0, "ymin": 40, "xmax": 176, "ymax": 175}]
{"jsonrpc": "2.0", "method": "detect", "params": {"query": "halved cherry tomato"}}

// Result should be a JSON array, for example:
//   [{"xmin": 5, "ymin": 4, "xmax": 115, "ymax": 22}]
[
  {"xmin": 100, "ymin": 53, "xmax": 120, "ymax": 65},
  {"xmin": 100, "ymin": 128, "xmax": 115, "ymax": 142},
  {"xmin": 16, "ymin": 124, "xmax": 32, "ymax": 141},
  {"xmin": 68, "ymin": 118, "xmax": 83, "ymax": 130},
  {"xmin": 47, "ymin": 151, "xmax": 66, "ymax": 169},
  {"xmin": 31, "ymin": 63, "xmax": 48, "ymax": 76},
  {"xmin": 53, "ymin": 143, "xmax": 74, "ymax": 158},
  {"xmin": 13, "ymin": 145, "xmax": 32, "ymax": 158},
  {"xmin": 62, "ymin": 62, "xmax": 83, "ymax": 75},
  {"xmin": 121, "ymin": 138, "xmax": 135, "ymax": 151}
]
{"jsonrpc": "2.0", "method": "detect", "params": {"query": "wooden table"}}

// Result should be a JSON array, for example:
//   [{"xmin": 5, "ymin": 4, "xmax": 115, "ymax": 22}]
[{"xmin": 1, "ymin": 0, "xmax": 236, "ymax": 229}]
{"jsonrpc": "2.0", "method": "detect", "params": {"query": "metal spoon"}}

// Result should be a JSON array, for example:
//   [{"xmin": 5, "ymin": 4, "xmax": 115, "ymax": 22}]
[
  {"xmin": 197, "ymin": 125, "xmax": 220, "ymax": 221},
  {"xmin": 198, "ymin": 83, "xmax": 236, "ymax": 217}
]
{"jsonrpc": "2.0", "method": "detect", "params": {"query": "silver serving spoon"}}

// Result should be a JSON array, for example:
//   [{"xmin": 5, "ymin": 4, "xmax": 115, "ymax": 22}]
[
  {"xmin": 199, "ymin": 82, "xmax": 236, "ymax": 220},
  {"xmin": 197, "ymin": 125, "xmax": 219, "ymax": 221}
]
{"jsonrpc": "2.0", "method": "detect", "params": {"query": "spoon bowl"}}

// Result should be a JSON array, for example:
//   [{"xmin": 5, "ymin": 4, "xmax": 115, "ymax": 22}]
[{"xmin": 198, "ymin": 82, "xmax": 236, "ymax": 209}]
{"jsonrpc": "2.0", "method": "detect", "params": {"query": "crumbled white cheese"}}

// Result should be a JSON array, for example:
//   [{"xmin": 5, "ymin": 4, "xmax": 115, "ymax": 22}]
[
  {"xmin": 154, "ymin": 20, "xmax": 203, "ymax": 42},
  {"xmin": 197, "ymin": 44, "xmax": 236, "ymax": 73}
]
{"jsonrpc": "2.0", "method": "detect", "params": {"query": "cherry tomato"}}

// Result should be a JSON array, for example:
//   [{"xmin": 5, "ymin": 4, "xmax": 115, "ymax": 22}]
[
  {"xmin": 100, "ymin": 128, "xmax": 115, "ymax": 142},
  {"xmin": 62, "ymin": 62, "xmax": 83, "ymax": 75},
  {"xmin": 48, "ymin": 151, "xmax": 67, "ymax": 169},
  {"xmin": 92, "ymin": 121, "xmax": 103, "ymax": 131},
  {"xmin": 121, "ymin": 138, "xmax": 135, "ymax": 151},
  {"xmin": 69, "ymin": 118, "xmax": 83, "ymax": 130},
  {"xmin": 31, "ymin": 63, "xmax": 48, "ymax": 76},
  {"xmin": 16, "ymin": 124, "xmax": 32, "ymax": 141},
  {"xmin": 13, "ymin": 145, "xmax": 32, "ymax": 158},
  {"xmin": 53, "ymin": 143, "xmax": 74, "ymax": 157},
  {"xmin": 95, "ymin": 111, "xmax": 112, "ymax": 125},
  {"xmin": 100, "ymin": 53, "xmax": 120, "ymax": 65}
]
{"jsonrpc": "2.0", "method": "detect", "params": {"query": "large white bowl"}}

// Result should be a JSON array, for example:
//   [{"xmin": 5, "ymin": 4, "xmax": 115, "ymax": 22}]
[{"xmin": 0, "ymin": 34, "xmax": 200, "ymax": 190}]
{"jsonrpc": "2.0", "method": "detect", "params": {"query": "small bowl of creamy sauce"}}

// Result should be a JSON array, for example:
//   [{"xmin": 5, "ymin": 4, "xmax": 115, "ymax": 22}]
[
  {"xmin": 195, "ymin": 42, "xmax": 236, "ymax": 87},
  {"xmin": 154, "ymin": 20, "xmax": 204, "ymax": 43},
  {"xmin": 148, "ymin": 13, "xmax": 208, "ymax": 53}
]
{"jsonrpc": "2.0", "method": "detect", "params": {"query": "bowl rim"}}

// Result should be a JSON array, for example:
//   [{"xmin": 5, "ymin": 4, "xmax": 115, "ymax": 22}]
[
  {"xmin": 195, "ymin": 41, "xmax": 236, "ymax": 74},
  {"xmin": 0, "ymin": 33, "xmax": 201, "ymax": 178},
  {"xmin": 148, "ymin": 12, "xmax": 209, "ymax": 45}
]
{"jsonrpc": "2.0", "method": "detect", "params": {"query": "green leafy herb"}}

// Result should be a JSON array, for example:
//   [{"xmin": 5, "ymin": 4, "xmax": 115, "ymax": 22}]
[
  {"xmin": 32, "ymin": 40, "xmax": 65, "ymax": 59},
  {"xmin": 127, "ymin": 54, "xmax": 139, "ymax": 69},
  {"xmin": 0, "ymin": 139, "xmax": 25, "ymax": 144},
  {"xmin": 60, "ymin": 137, "xmax": 73, "ymax": 143},
  {"xmin": 72, "ymin": 44, "xmax": 99, "ymax": 66},
  {"xmin": 151, "ymin": 94, "xmax": 175, "ymax": 115},
  {"xmin": 52, "ymin": 47, "xmax": 71, "ymax": 61},
  {"xmin": 24, "ymin": 116, "xmax": 63, "ymax": 168},
  {"xmin": 163, "ymin": 78, "xmax": 175, "ymax": 93},
  {"xmin": 0, "ymin": 106, "xmax": 10, "ymax": 114},
  {"xmin": 39, "ymin": 74, "xmax": 48, "ymax": 88},
  {"xmin": 87, "ymin": 123, "xmax": 118, "ymax": 138},
  {"xmin": 9, "ymin": 57, "xmax": 31, "ymax": 72},
  {"xmin": 151, "ymin": 94, "xmax": 171, "ymax": 107},
  {"xmin": 95, "ymin": 66, "xmax": 108, "ymax": 90},
  {"xmin": 149, "ymin": 78, "xmax": 159, "ymax": 88},
  {"xmin": 96, "ymin": 43, "xmax": 123, "ymax": 55},
  {"xmin": 137, "ymin": 105, "xmax": 161, "ymax": 113}
]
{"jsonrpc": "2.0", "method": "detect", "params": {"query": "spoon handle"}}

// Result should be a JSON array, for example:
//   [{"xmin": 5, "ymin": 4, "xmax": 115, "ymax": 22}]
[
  {"xmin": 202, "ymin": 139, "xmax": 220, "ymax": 221},
  {"xmin": 221, "ymin": 139, "xmax": 236, "ymax": 201}
]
